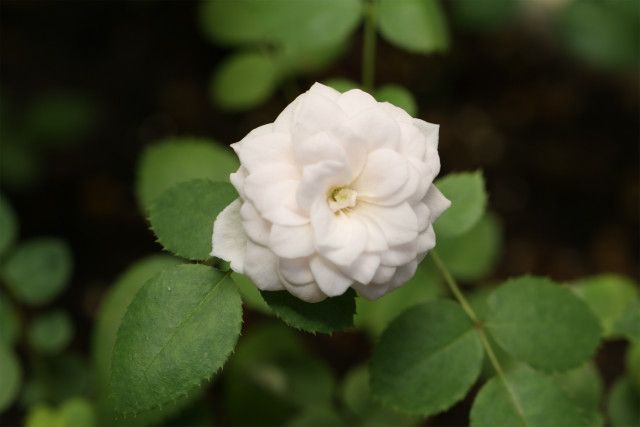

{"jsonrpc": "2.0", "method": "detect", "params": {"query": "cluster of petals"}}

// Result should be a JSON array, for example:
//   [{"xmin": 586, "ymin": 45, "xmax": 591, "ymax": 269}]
[{"xmin": 212, "ymin": 83, "xmax": 450, "ymax": 302}]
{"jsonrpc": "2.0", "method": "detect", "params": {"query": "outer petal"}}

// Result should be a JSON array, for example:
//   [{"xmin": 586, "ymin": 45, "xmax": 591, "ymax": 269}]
[
  {"xmin": 417, "ymin": 225, "xmax": 436, "ymax": 254},
  {"xmin": 348, "ymin": 105, "xmax": 400, "ymax": 151},
  {"xmin": 339, "ymin": 253, "xmax": 380, "ymax": 284},
  {"xmin": 269, "ymin": 223, "xmax": 315, "ymax": 258},
  {"xmin": 337, "ymin": 89, "xmax": 377, "ymax": 116},
  {"xmin": 380, "ymin": 240, "xmax": 418, "ymax": 267},
  {"xmin": 352, "ymin": 281, "xmax": 390, "ymax": 300},
  {"xmin": 279, "ymin": 257, "xmax": 314, "ymax": 285},
  {"xmin": 309, "ymin": 256, "xmax": 353, "ymax": 297},
  {"xmin": 424, "ymin": 185, "xmax": 451, "ymax": 222},
  {"xmin": 211, "ymin": 199, "xmax": 246, "ymax": 273},
  {"xmin": 240, "ymin": 201, "xmax": 271, "ymax": 246},
  {"xmin": 232, "ymin": 131, "xmax": 294, "ymax": 174},
  {"xmin": 243, "ymin": 241, "xmax": 284, "ymax": 291},
  {"xmin": 282, "ymin": 281, "xmax": 327, "ymax": 303},
  {"xmin": 357, "ymin": 202, "xmax": 418, "ymax": 247},
  {"xmin": 292, "ymin": 89, "xmax": 346, "ymax": 141}
]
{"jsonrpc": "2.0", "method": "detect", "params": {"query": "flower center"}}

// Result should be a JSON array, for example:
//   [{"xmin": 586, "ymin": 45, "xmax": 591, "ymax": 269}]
[{"xmin": 328, "ymin": 186, "xmax": 358, "ymax": 213}]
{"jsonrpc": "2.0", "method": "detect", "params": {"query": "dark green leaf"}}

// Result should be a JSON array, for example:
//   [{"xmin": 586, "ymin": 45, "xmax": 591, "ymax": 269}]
[
  {"xmin": 2, "ymin": 238, "xmax": 72, "ymax": 306},
  {"xmin": 149, "ymin": 179, "xmax": 237, "ymax": 261},
  {"xmin": 613, "ymin": 298, "xmax": 640, "ymax": 341},
  {"xmin": 0, "ymin": 291, "xmax": 20, "ymax": 346},
  {"xmin": 28, "ymin": 310, "xmax": 73, "ymax": 354},
  {"xmin": 287, "ymin": 406, "xmax": 348, "ymax": 427},
  {"xmin": 608, "ymin": 377, "xmax": 640, "ymax": 427},
  {"xmin": 0, "ymin": 194, "xmax": 18, "ymax": 257},
  {"xmin": 485, "ymin": 276, "xmax": 601, "ymax": 372},
  {"xmin": 626, "ymin": 341, "xmax": 640, "ymax": 391},
  {"xmin": 110, "ymin": 264, "xmax": 242, "ymax": 415},
  {"xmin": 470, "ymin": 365, "xmax": 596, "ymax": 427},
  {"xmin": 375, "ymin": 84, "xmax": 418, "ymax": 116},
  {"xmin": 211, "ymin": 52, "xmax": 280, "ymax": 111},
  {"xmin": 261, "ymin": 289, "xmax": 356, "ymax": 334},
  {"xmin": 434, "ymin": 171, "xmax": 487, "ymax": 238},
  {"xmin": 377, "ymin": 0, "xmax": 449, "ymax": 54},
  {"xmin": 136, "ymin": 138, "xmax": 238, "ymax": 212},
  {"xmin": 370, "ymin": 299, "xmax": 483, "ymax": 416},
  {"xmin": 451, "ymin": 0, "xmax": 519, "ymax": 31},
  {"xmin": 0, "ymin": 344, "xmax": 21, "ymax": 412},
  {"xmin": 553, "ymin": 363, "xmax": 603, "ymax": 413}
]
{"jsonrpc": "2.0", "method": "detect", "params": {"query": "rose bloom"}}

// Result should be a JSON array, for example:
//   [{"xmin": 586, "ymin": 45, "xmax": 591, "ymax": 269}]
[{"xmin": 212, "ymin": 83, "xmax": 450, "ymax": 302}]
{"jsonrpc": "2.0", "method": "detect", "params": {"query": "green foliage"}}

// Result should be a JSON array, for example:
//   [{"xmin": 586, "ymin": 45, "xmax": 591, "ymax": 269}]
[
  {"xmin": 374, "ymin": 85, "xmax": 418, "ymax": 116},
  {"xmin": 231, "ymin": 273, "xmax": 271, "ymax": 314},
  {"xmin": 613, "ymin": 298, "xmax": 640, "ymax": 341},
  {"xmin": 211, "ymin": 52, "xmax": 280, "ymax": 111},
  {"xmin": 287, "ymin": 407, "xmax": 347, "ymax": 427},
  {"xmin": 323, "ymin": 78, "xmax": 359, "ymax": 93},
  {"xmin": 370, "ymin": 300, "xmax": 483, "ymax": 416},
  {"xmin": 0, "ymin": 291, "xmax": 20, "ymax": 346},
  {"xmin": 553, "ymin": 362, "xmax": 603, "ymax": 413},
  {"xmin": 470, "ymin": 365, "xmax": 597, "ymax": 427},
  {"xmin": 0, "ymin": 137, "xmax": 42, "ymax": 190},
  {"xmin": 0, "ymin": 344, "xmax": 21, "ymax": 412},
  {"xmin": 557, "ymin": 0, "xmax": 640, "ymax": 71},
  {"xmin": 2, "ymin": 238, "xmax": 72, "ymax": 306},
  {"xmin": 355, "ymin": 259, "xmax": 443, "ymax": 336},
  {"xmin": 261, "ymin": 289, "xmax": 356, "ymax": 334},
  {"xmin": 451, "ymin": 0, "xmax": 519, "ymax": 31},
  {"xmin": 136, "ymin": 138, "xmax": 238, "ymax": 212},
  {"xmin": 627, "ymin": 341, "xmax": 640, "ymax": 390},
  {"xmin": 25, "ymin": 398, "xmax": 96, "ymax": 427},
  {"xmin": 608, "ymin": 377, "xmax": 640, "ymax": 427},
  {"xmin": 28, "ymin": 310, "xmax": 73, "ymax": 354},
  {"xmin": 434, "ymin": 171, "xmax": 487, "ymax": 238},
  {"xmin": 485, "ymin": 276, "xmax": 601, "ymax": 372},
  {"xmin": 110, "ymin": 264, "xmax": 242, "ymax": 415},
  {"xmin": 0, "ymin": 194, "xmax": 18, "ymax": 257},
  {"xmin": 572, "ymin": 274, "xmax": 639, "ymax": 338},
  {"xmin": 377, "ymin": 0, "xmax": 449, "ymax": 54},
  {"xmin": 148, "ymin": 180, "xmax": 237, "ymax": 261},
  {"xmin": 436, "ymin": 213, "xmax": 502, "ymax": 282}
]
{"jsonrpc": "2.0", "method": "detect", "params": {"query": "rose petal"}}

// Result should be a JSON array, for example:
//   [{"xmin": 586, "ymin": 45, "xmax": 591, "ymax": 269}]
[
  {"xmin": 297, "ymin": 160, "xmax": 352, "ymax": 212},
  {"xmin": 339, "ymin": 253, "xmax": 380, "ymax": 284},
  {"xmin": 380, "ymin": 240, "xmax": 418, "ymax": 267},
  {"xmin": 348, "ymin": 105, "xmax": 400, "ymax": 151},
  {"xmin": 309, "ymin": 256, "xmax": 353, "ymax": 297},
  {"xmin": 311, "ymin": 200, "xmax": 368, "ymax": 266},
  {"xmin": 357, "ymin": 202, "xmax": 418, "ymax": 246},
  {"xmin": 424, "ymin": 186, "xmax": 451, "ymax": 222},
  {"xmin": 279, "ymin": 257, "xmax": 314, "ymax": 285},
  {"xmin": 282, "ymin": 281, "xmax": 327, "ymax": 303},
  {"xmin": 232, "ymin": 131, "xmax": 293, "ymax": 174},
  {"xmin": 337, "ymin": 89, "xmax": 377, "ymax": 116},
  {"xmin": 354, "ymin": 149, "xmax": 409, "ymax": 202},
  {"xmin": 243, "ymin": 241, "xmax": 284, "ymax": 291},
  {"xmin": 269, "ymin": 223, "xmax": 314, "ymax": 258},
  {"xmin": 211, "ymin": 198, "xmax": 246, "ymax": 273},
  {"xmin": 240, "ymin": 201, "xmax": 271, "ymax": 246}
]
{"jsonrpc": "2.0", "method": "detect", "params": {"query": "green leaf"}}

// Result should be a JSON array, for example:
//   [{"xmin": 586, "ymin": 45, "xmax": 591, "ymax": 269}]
[
  {"xmin": 199, "ymin": 0, "xmax": 362, "ymax": 50},
  {"xmin": 25, "ymin": 398, "xmax": 96, "ymax": 427},
  {"xmin": 110, "ymin": 264, "xmax": 242, "ymax": 415},
  {"xmin": 370, "ymin": 299, "xmax": 483, "ymax": 416},
  {"xmin": 553, "ymin": 362, "xmax": 603, "ymax": 413},
  {"xmin": 149, "ymin": 180, "xmax": 237, "ymax": 261},
  {"xmin": 323, "ymin": 78, "xmax": 359, "ymax": 93},
  {"xmin": 0, "ymin": 138, "xmax": 41, "ymax": 190},
  {"xmin": 626, "ymin": 341, "xmax": 640, "ymax": 391},
  {"xmin": 470, "ymin": 365, "xmax": 596, "ymax": 427},
  {"xmin": 571, "ymin": 274, "xmax": 638, "ymax": 338},
  {"xmin": 341, "ymin": 365, "xmax": 418, "ymax": 427},
  {"xmin": 355, "ymin": 258, "xmax": 444, "ymax": 337},
  {"xmin": 287, "ymin": 407, "xmax": 347, "ymax": 427},
  {"xmin": 93, "ymin": 255, "xmax": 181, "ymax": 397},
  {"xmin": 434, "ymin": 171, "xmax": 487, "ymax": 238},
  {"xmin": 0, "ymin": 291, "xmax": 20, "ymax": 346},
  {"xmin": 136, "ymin": 138, "xmax": 238, "ymax": 212},
  {"xmin": 0, "ymin": 194, "xmax": 18, "ymax": 257},
  {"xmin": 608, "ymin": 377, "xmax": 640, "ymax": 427},
  {"xmin": 0, "ymin": 344, "xmax": 21, "ymax": 412},
  {"xmin": 436, "ymin": 213, "xmax": 503, "ymax": 282},
  {"xmin": 613, "ymin": 298, "xmax": 640, "ymax": 341},
  {"xmin": 2, "ymin": 238, "xmax": 72, "ymax": 306},
  {"xmin": 485, "ymin": 276, "xmax": 601, "ymax": 372},
  {"xmin": 211, "ymin": 52, "xmax": 280, "ymax": 111},
  {"xmin": 260, "ymin": 289, "xmax": 356, "ymax": 334},
  {"xmin": 451, "ymin": 0, "xmax": 519, "ymax": 31},
  {"xmin": 28, "ymin": 310, "xmax": 73, "ymax": 354},
  {"xmin": 374, "ymin": 84, "xmax": 418, "ymax": 116},
  {"xmin": 377, "ymin": 0, "xmax": 449, "ymax": 54},
  {"xmin": 231, "ymin": 273, "xmax": 271, "ymax": 314}
]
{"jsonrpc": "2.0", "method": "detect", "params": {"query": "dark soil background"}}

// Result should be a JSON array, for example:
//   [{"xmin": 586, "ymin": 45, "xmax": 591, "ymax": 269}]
[{"xmin": 1, "ymin": 1, "xmax": 638, "ymax": 426}]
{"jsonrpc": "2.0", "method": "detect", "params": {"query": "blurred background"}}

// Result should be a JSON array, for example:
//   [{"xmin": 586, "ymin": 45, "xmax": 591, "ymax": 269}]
[{"xmin": 0, "ymin": 1, "xmax": 638, "ymax": 426}]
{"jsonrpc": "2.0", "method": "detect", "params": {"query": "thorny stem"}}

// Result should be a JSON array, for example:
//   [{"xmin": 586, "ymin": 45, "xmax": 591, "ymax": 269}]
[
  {"xmin": 430, "ymin": 250, "xmax": 525, "ymax": 414},
  {"xmin": 362, "ymin": 0, "xmax": 377, "ymax": 91}
]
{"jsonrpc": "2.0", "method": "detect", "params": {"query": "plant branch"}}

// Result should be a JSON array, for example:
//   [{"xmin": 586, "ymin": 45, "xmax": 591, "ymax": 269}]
[
  {"xmin": 362, "ymin": 0, "xmax": 377, "ymax": 91},
  {"xmin": 430, "ymin": 250, "xmax": 478, "ymax": 322}
]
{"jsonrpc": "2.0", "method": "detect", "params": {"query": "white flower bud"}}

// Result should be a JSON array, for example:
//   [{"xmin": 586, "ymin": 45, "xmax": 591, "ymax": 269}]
[{"xmin": 212, "ymin": 83, "xmax": 450, "ymax": 302}]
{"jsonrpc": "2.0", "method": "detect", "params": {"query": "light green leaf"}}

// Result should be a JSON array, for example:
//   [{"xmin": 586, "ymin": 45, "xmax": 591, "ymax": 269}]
[
  {"xmin": 608, "ymin": 377, "xmax": 640, "ymax": 427},
  {"xmin": 323, "ymin": 78, "xmax": 359, "ymax": 93},
  {"xmin": 0, "ymin": 344, "xmax": 21, "ymax": 413},
  {"xmin": 287, "ymin": 407, "xmax": 347, "ymax": 427},
  {"xmin": 613, "ymin": 298, "xmax": 640, "ymax": 341},
  {"xmin": 470, "ymin": 365, "xmax": 596, "ymax": 427},
  {"xmin": 277, "ymin": 41, "xmax": 347, "ymax": 76},
  {"xmin": 627, "ymin": 341, "xmax": 640, "ymax": 391},
  {"xmin": 451, "ymin": 0, "xmax": 519, "ymax": 31},
  {"xmin": 28, "ymin": 310, "xmax": 73, "ymax": 354},
  {"xmin": 375, "ymin": 84, "xmax": 418, "ymax": 116},
  {"xmin": 370, "ymin": 299, "xmax": 483, "ymax": 416},
  {"xmin": 2, "ymin": 238, "xmax": 72, "ymax": 306},
  {"xmin": 199, "ymin": 0, "xmax": 362, "ymax": 50},
  {"xmin": 136, "ymin": 138, "xmax": 238, "ymax": 212},
  {"xmin": 110, "ymin": 264, "xmax": 242, "ymax": 415},
  {"xmin": 25, "ymin": 398, "xmax": 96, "ymax": 427},
  {"xmin": 377, "ymin": 0, "xmax": 449, "ymax": 54},
  {"xmin": 437, "ymin": 212, "xmax": 502, "ymax": 282},
  {"xmin": 0, "ymin": 194, "xmax": 18, "ymax": 257},
  {"xmin": 341, "ymin": 365, "xmax": 418, "ymax": 427},
  {"xmin": 93, "ymin": 255, "xmax": 181, "ymax": 397},
  {"xmin": 434, "ymin": 171, "xmax": 487, "ymax": 238},
  {"xmin": 211, "ymin": 52, "xmax": 280, "ymax": 111},
  {"xmin": 231, "ymin": 273, "xmax": 271, "ymax": 314},
  {"xmin": 355, "ymin": 258, "xmax": 443, "ymax": 337},
  {"xmin": 485, "ymin": 276, "xmax": 601, "ymax": 372},
  {"xmin": 0, "ymin": 291, "xmax": 20, "ymax": 346},
  {"xmin": 553, "ymin": 362, "xmax": 603, "ymax": 413},
  {"xmin": 149, "ymin": 179, "xmax": 237, "ymax": 261},
  {"xmin": 261, "ymin": 289, "xmax": 356, "ymax": 334},
  {"xmin": 25, "ymin": 405, "xmax": 57, "ymax": 427}
]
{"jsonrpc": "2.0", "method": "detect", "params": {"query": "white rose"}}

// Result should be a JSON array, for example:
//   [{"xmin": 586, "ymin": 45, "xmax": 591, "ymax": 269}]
[{"xmin": 212, "ymin": 83, "xmax": 450, "ymax": 303}]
